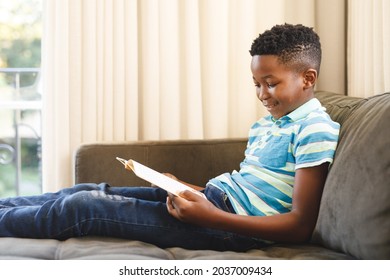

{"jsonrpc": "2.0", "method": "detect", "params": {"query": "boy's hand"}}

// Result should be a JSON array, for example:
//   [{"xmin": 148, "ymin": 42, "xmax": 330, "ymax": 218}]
[{"xmin": 166, "ymin": 190, "xmax": 218, "ymax": 226}]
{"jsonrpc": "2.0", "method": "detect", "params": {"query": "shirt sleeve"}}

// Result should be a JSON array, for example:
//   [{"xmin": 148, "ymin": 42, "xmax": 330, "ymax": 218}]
[{"xmin": 294, "ymin": 118, "xmax": 340, "ymax": 169}]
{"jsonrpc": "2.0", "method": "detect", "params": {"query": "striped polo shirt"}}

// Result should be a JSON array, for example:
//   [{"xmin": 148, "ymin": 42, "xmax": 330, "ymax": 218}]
[{"xmin": 207, "ymin": 98, "xmax": 340, "ymax": 216}]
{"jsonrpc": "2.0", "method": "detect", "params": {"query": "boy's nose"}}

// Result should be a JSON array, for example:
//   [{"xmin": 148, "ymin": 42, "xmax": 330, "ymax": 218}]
[{"xmin": 257, "ymin": 87, "xmax": 270, "ymax": 101}]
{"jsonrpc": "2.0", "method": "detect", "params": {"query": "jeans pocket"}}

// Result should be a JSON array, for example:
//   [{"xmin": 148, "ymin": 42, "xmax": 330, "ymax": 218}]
[
  {"xmin": 204, "ymin": 186, "xmax": 235, "ymax": 213},
  {"xmin": 222, "ymin": 194, "xmax": 236, "ymax": 213}
]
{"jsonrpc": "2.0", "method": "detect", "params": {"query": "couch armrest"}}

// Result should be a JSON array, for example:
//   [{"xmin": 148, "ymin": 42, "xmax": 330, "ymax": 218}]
[{"xmin": 74, "ymin": 138, "xmax": 247, "ymax": 187}]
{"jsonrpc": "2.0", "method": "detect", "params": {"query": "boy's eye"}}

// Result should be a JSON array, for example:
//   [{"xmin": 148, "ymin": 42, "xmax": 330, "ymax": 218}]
[{"xmin": 267, "ymin": 83, "xmax": 276, "ymax": 88}]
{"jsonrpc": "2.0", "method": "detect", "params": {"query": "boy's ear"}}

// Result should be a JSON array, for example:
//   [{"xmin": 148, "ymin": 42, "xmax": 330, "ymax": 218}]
[{"xmin": 303, "ymin": 69, "xmax": 317, "ymax": 89}]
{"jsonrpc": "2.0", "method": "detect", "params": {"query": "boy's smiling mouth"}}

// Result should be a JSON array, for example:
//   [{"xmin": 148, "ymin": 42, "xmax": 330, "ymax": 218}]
[
  {"xmin": 263, "ymin": 102, "xmax": 278, "ymax": 109},
  {"xmin": 263, "ymin": 101, "xmax": 282, "ymax": 118}
]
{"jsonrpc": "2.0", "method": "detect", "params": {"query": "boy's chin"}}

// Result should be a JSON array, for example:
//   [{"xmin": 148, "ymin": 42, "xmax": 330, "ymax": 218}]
[{"xmin": 268, "ymin": 109, "xmax": 284, "ymax": 120}]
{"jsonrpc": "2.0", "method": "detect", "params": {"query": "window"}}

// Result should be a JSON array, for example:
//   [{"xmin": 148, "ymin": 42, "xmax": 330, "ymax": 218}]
[{"xmin": 0, "ymin": 0, "xmax": 42, "ymax": 197}]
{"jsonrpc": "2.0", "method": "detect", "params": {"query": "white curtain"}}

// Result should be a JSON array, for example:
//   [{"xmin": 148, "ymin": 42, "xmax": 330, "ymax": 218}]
[
  {"xmin": 348, "ymin": 0, "xmax": 390, "ymax": 97},
  {"xmin": 42, "ymin": 0, "xmax": 346, "ymax": 192}
]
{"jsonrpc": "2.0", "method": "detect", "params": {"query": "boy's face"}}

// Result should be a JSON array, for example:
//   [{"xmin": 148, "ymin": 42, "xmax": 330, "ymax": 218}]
[{"xmin": 251, "ymin": 55, "xmax": 314, "ymax": 119}]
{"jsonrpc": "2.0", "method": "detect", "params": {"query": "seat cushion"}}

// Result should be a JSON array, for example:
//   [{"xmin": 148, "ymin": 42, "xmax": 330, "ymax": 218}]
[{"xmin": 0, "ymin": 237, "xmax": 351, "ymax": 259}]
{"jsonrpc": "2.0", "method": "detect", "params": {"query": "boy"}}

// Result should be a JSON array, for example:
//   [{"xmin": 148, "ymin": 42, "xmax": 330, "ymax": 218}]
[{"xmin": 0, "ymin": 24, "xmax": 339, "ymax": 251}]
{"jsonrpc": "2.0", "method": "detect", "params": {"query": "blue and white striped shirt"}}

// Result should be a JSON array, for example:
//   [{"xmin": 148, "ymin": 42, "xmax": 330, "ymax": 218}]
[{"xmin": 207, "ymin": 98, "xmax": 340, "ymax": 216}]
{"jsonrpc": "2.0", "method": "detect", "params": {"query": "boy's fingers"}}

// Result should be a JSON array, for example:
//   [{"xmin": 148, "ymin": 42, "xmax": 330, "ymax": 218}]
[{"xmin": 179, "ymin": 189, "xmax": 207, "ymax": 201}]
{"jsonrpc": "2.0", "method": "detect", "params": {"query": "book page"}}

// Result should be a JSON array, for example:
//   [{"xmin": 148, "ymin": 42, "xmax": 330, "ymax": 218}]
[{"xmin": 116, "ymin": 157, "xmax": 206, "ymax": 199}]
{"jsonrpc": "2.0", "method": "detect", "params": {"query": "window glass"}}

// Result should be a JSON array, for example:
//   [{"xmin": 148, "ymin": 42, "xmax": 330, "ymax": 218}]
[{"xmin": 0, "ymin": 0, "xmax": 42, "ymax": 197}]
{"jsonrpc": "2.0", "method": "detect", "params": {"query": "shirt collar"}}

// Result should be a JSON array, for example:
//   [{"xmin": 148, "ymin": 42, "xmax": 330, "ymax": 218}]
[{"xmin": 271, "ymin": 98, "xmax": 323, "ymax": 123}]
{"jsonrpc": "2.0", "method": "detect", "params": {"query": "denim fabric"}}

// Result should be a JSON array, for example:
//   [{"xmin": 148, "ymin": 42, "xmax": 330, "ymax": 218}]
[{"xmin": 0, "ymin": 183, "xmax": 267, "ymax": 251}]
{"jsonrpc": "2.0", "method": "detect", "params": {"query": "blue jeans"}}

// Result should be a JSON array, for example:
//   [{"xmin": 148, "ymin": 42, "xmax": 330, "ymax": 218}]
[{"xmin": 0, "ymin": 183, "xmax": 267, "ymax": 251}]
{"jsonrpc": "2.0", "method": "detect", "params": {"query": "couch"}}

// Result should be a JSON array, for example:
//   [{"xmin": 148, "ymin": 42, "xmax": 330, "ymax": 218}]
[{"xmin": 0, "ymin": 91, "xmax": 389, "ymax": 259}]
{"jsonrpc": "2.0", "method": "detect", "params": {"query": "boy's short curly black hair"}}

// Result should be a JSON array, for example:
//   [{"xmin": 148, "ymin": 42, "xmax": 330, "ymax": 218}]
[{"xmin": 250, "ymin": 23, "xmax": 321, "ymax": 74}]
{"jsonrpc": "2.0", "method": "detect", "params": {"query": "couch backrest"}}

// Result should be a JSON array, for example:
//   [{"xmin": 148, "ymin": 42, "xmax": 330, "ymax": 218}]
[
  {"xmin": 74, "ymin": 138, "xmax": 247, "ymax": 187},
  {"xmin": 313, "ymin": 91, "xmax": 390, "ymax": 259}
]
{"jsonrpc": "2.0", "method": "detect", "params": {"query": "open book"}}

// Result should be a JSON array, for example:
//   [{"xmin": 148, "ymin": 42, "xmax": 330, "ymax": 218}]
[{"xmin": 116, "ymin": 157, "xmax": 206, "ymax": 199}]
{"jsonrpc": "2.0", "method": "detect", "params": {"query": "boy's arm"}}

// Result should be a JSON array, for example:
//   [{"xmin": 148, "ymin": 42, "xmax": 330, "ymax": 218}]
[{"xmin": 166, "ymin": 162, "xmax": 329, "ymax": 243}]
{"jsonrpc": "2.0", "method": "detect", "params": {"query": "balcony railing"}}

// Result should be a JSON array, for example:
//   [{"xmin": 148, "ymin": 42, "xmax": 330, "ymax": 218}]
[{"xmin": 0, "ymin": 68, "xmax": 42, "ymax": 197}]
